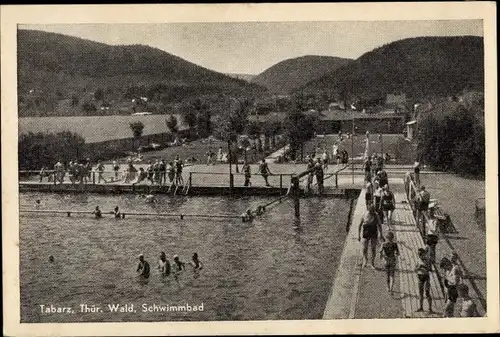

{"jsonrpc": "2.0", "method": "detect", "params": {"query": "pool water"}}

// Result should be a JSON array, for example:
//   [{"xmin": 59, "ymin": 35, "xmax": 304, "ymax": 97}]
[{"xmin": 19, "ymin": 192, "xmax": 351, "ymax": 322}]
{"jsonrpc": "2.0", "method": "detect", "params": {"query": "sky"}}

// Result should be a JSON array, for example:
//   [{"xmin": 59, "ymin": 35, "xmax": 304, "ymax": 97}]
[{"xmin": 21, "ymin": 20, "xmax": 483, "ymax": 75}]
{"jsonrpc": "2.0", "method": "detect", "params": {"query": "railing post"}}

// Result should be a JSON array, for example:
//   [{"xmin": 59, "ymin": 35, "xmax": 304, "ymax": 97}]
[
  {"xmin": 335, "ymin": 173, "xmax": 338, "ymax": 188},
  {"xmin": 279, "ymin": 174, "xmax": 283, "ymax": 195},
  {"xmin": 291, "ymin": 175, "xmax": 300, "ymax": 217},
  {"xmin": 189, "ymin": 172, "xmax": 192, "ymax": 188},
  {"xmin": 53, "ymin": 172, "xmax": 56, "ymax": 186},
  {"xmin": 92, "ymin": 171, "xmax": 96, "ymax": 185}
]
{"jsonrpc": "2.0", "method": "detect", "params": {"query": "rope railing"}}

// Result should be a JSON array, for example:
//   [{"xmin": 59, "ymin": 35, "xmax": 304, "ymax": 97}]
[{"xmin": 19, "ymin": 209, "xmax": 245, "ymax": 221}]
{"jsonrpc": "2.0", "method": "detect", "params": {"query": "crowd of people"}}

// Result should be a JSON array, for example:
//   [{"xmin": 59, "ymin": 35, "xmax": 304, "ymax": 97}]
[
  {"xmin": 358, "ymin": 156, "xmax": 478, "ymax": 317},
  {"xmin": 136, "ymin": 252, "xmax": 203, "ymax": 281}
]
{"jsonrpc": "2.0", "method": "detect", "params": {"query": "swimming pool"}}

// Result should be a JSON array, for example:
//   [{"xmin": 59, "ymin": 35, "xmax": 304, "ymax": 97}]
[{"xmin": 19, "ymin": 192, "xmax": 352, "ymax": 322}]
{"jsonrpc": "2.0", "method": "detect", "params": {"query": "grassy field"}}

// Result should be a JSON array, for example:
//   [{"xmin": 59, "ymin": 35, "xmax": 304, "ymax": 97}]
[{"xmin": 303, "ymin": 134, "xmax": 417, "ymax": 164}]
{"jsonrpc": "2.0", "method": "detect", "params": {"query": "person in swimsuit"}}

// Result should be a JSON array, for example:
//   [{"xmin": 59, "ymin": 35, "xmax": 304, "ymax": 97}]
[
  {"xmin": 315, "ymin": 161, "xmax": 324, "ymax": 196},
  {"xmin": 132, "ymin": 167, "xmax": 147, "ymax": 186},
  {"xmin": 175, "ymin": 157, "xmax": 184, "ymax": 186},
  {"xmin": 305, "ymin": 158, "xmax": 315, "ymax": 194},
  {"xmin": 168, "ymin": 162, "xmax": 176, "ymax": 185},
  {"xmin": 372, "ymin": 179, "xmax": 384, "ymax": 223},
  {"xmin": 259, "ymin": 159, "xmax": 272, "ymax": 187},
  {"xmin": 242, "ymin": 161, "xmax": 252, "ymax": 187},
  {"xmin": 190, "ymin": 253, "xmax": 203, "ymax": 270},
  {"xmin": 159, "ymin": 159, "xmax": 167, "ymax": 186},
  {"xmin": 173, "ymin": 255, "xmax": 186, "ymax": 272},
  {"xmin": 440, "ymin": 257, "xmax": 460, "ymax": 317},
  {"xmin": 113, "ymin": 160, "xmax": 120, "ymax": 181},
  {"xmin": 377, "ymin": 169, "xmax": 389, "ymax": 188},
  {"xmin": 380, "ymin": 231, "xmax": 399, "ymax": 293},
  {"xmin": 415, "ymin": 185, "xmax": 431, "ymax": 230},
  {"xmin": 113, "ymin": 206, "xmax": 121, "ymax": 219},
  {"xmin": 358, "ymin": 205, "xmax": 384, "ymax": 269},
  {"xmin": 381, "ymin": 184, "xmax": 396, "ymax": 229},
  {"xmin": 457, "ymin": 284, "xmax": 479, "ymax": 317},
  {"xmin": 137, "ymin": 254, "xmax": 150, "ymax": 279},
  {"xmin": 97, "ymin": 161, "xmax": 107, "ymax": 184},
  {"xmin": 365, "ymin": 182, "xmax": 374, "ymax": 208},
  {"xmin": 158, "ymin": 252, "xmax": 171, "ymax": 277},
  {"xmin": 364, "ymin": 158, "xmax": 372, "ymax": 183},
  {"xmin": 146, "ymin": 161, "xmax": 154, "ymax": 184},
  {"xmin": 415, "ymin": 248, "xmax": 434, "ymax": 313},
  {"xmin": 425, "ymin": 207, "xmax": 439, "ymax": 265},
  {"xmin": 92, "ymin": 206, "xmax": 102, "ymax": 218}
]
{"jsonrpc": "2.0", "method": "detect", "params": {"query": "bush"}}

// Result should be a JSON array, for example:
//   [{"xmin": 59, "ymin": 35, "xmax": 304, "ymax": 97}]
[
  {"xmin": 19, "ymin": 131, "xmax": 85, "ymax": 170},
  {"xmin": 417, "ymin": 99, "xmax": 484, "ymax": 177}
]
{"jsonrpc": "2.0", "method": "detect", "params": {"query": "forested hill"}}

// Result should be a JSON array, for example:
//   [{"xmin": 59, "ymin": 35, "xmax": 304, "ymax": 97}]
[
  {"xmin": 299, "ymin": 36, "xmax": 484, "ymax": 100},
  {"xmin": 17, "ymin": 29, "xmax": 265, "ymax": 116},
  {"xmin": 251, "ymin": 55, "xmax": 352, "ymax": 94}
]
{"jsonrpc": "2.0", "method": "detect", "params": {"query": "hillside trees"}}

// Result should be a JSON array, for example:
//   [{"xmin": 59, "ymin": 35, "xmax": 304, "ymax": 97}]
[{"xmin": 283, "ymin": 111, "xmax": 317, "ymax": 161}]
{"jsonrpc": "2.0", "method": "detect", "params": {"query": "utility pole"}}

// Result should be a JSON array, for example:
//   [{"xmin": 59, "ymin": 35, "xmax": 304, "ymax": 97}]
[
  {"xmin": 228, "ymin": 139, "xmax": 233, "ymax": 192},
  {"xmin": 351, "ymin": 109, "xmax": 355, "ymax": 185}
]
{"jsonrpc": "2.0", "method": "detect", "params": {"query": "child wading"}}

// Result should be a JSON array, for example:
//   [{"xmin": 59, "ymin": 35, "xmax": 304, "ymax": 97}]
[
  {"xmin": 415, "ymin": 248, "xmax": 434, "ymax": 313},
  {"xmin": 380, "ymin": 231, "xmax": 399, "ymax": 294}
]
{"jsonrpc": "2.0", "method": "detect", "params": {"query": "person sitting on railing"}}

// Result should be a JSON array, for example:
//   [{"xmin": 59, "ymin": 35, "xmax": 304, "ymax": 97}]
[
  {"xmin": 132, "ymin": 167, "xmax": 147, "ymax": 186},
  {"xmin": 39, "ymin": 166, "xmax": 49, "ymax": 182},
  {"xmin": 440, "ymin": 257, "xmax": 460, "ymax": 317}
]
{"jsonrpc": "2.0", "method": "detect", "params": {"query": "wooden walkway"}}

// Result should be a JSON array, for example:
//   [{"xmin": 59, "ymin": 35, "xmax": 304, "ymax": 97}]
[
  {"xmin": 392, "ymin": 192, "xmax": 445, "ymax": 318},
  {"xmin": 323, "ymin": 185, "xmax": 447, "ymax": 319}
]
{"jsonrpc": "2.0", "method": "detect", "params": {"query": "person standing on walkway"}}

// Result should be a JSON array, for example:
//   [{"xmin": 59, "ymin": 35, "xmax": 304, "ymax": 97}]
[
  {"xmin": 175, "ymin": 156, "xmax": 184, "ymax": 186},
  {"xmin": 363, "ymin": 157, "xmax": 372, "ymax": 183},
  {"xmin": 380, "ymin": 231, "xmax": 399, "ymax": 293},
  {"xmin": 113, "ymin": 159, "xmax": 120, "ymax": 181},
  {"xmin": 377, "ymin": 168, "xmax": 389, "ymax": 188},
  {"xmin": 413, "ymin": 161, "xmax": 421, "ymax": 187},
  {"xmin": 315, "ymin": 161, "xmax": 324, "ymax": 196},
  {"xmin": 365, "ymin": 182, "xmax": 374, "ymax": 208},
  {"xmin": 440, "ymin": 257, "xmax": 460, "ymax": 317},
  {"xmin": 415, "ymin": 248, "xmax": 434, "ymax": 313},
  {"xmin": 242, "ymin": 161, "xmax": 252, "ymax": 187},
  {"xmin": 381, "ymin": 184, "xmax": 396, "ymax": 229},
  {"xmin": 306, "ymin": 158, "xmax": 315, "ymax": 194},
  {"xmin": 358, "ymin": 205, "xmax": 384, "ymax": 269},
  {"xmin": 415, "ymin": 185, "xmax": 431, "ymax": 230},
  {"xmin": 167, "ymin": 162, "xmax": 176, "ymax": 185},
  {"xmin": 425, "ymin": 207, "xmax": 439, "ymax": 265},
  {"xmin": 159, "ymin": 159, "xmax": 167, "ymax": 186},
  {"xmin": 322, "ymin": 150, "xmax": 329, "ymax": 172},
  {"xmin": 259, "ymin": 159, "xmax": 272, "ymax": 187},
  {"xmin": 97, "ymin": 161, "xmax": 107, "ymax": 184}
]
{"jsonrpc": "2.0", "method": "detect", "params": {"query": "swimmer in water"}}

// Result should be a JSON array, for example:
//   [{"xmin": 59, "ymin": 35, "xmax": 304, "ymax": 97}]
[
  {"xmin": 158, "ymin": 252, "xmax": 171, "ymax": 277},
  {"xmin": 92, "ymin": 206, "xmax": 102, "ymax": 218},
  {"xmin": 113, "ymin": 206, "xmax": 121, "ymax": 219},
  {"xmin": 190, "ymin": 253, "xmax": 203, "ymax": 270},
  {"xmin": 145, "ymin": 193, "xmax": 158, "ymax": 203},
  {"xmin": 49, "ymin": 255, "xmax": 54, "ymax": 263},
  {"xmin": 136, "ymin": 254, "xmax": 150, "ymax": 279},
  {"xmin": 173, "ymin": 255, "xmax": 186, "ymax": 272},
  {"xmin": 35, "ymin": 199, "xmax": 41, "ymax": 208}
]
